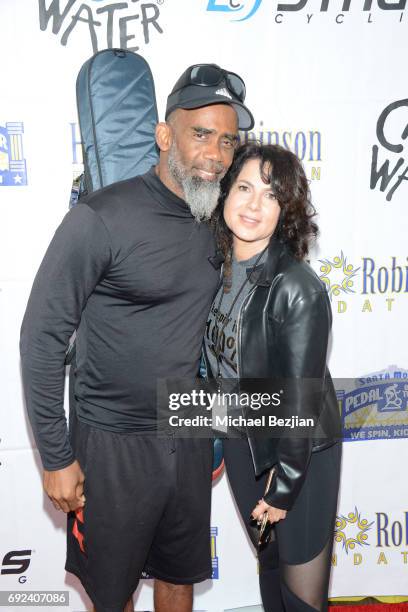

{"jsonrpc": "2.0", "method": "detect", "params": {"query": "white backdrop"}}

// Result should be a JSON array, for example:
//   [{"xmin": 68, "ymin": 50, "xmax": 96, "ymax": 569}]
[{"xmin": 1, "ymin": 1, "xmax": 408, "ymax": 611}]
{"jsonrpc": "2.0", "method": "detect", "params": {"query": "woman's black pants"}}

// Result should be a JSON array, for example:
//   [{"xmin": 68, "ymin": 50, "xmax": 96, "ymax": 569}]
[{"xmin": 223, "ymin": 438, "xmax": 342, "ymax": 612}]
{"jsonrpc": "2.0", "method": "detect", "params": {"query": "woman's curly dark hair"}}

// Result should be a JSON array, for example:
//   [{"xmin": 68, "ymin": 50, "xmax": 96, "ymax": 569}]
[{"xmin": 211, "ymin": 143, "xmax": 319, "ymax": 290}]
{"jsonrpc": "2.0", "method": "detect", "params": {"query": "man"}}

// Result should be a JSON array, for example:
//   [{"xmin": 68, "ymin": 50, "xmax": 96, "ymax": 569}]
[{"xmin": 20, "ymin": 64, "xmax": 254, "ymax": 612}]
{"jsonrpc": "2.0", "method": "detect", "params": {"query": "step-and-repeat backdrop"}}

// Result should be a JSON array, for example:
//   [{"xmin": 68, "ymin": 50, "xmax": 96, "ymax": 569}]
[{"xmin": 1, "ymin": 1, "xmax": 407, "ymax": 611}]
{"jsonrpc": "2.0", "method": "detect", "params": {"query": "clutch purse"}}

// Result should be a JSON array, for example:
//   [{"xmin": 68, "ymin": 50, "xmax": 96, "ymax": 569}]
[{"xmin": 250, "ymin": 467, "xmax": 276, "ymax": 549}]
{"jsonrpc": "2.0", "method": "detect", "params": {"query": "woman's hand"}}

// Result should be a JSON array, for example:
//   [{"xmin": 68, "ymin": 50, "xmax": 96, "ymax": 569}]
[{"xmin": 251, "ymin": 499, "xmax": 287, "ymax": 524}]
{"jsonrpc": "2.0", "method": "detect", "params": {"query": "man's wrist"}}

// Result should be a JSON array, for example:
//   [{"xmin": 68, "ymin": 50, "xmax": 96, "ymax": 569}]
[{"xmin": 43, "ymin": 456, "xmax": 76, "ymax": 472}]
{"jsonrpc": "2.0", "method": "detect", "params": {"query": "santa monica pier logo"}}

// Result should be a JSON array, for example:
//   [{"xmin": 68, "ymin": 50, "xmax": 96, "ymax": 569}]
[
  {"xmin": 0, "ymin": 123, "xmax": 27, "ymax": 187},
  {"xmin": 335, "ymin": 507, "xmax": 374, "ymax": 554},
  {"xmin": 338, "ymin": 366, "xmax": 408, "ymax": 442}
]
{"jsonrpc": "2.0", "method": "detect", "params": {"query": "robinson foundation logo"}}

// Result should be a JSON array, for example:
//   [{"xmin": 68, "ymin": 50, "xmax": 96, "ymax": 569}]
[
  {"xmin": 333, "ymin": 508, "xmax": 408, "ymax": 568},
  {"xmin": 316, "ymin": 252, "xmax": 408, "ymax": 313},
  {"xmin": 238, "ymin": 122, "xmax": 322, "ymax": 181},
  {"xmin": 39, "ymin": 0, "xmax": 164, "ymax": 54},
  {"xmin": 319, "ymin": 252, "xmax": 360, "ymax": 300},
  {"xmin": 206, "ymin": 0, "xmax": 407, "ymax": 23},
  {"xmin": 335, "ymin": 508, "xmax": 374, "ymax": 554}
]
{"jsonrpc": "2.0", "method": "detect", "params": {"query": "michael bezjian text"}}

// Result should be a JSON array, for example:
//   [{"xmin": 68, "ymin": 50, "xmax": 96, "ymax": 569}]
[{"xmin": 168, "ymin": 414, "xmax": 315, "ymax": 429}]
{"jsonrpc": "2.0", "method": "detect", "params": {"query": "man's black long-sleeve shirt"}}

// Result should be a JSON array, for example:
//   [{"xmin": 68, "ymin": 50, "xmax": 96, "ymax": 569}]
[{"xmin": 20, "ymin": 168, "xmax": 219, "ymax": 470}]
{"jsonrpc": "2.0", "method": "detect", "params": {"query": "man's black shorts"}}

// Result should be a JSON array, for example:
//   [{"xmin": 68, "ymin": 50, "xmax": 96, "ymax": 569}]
[{"xmin": 65, "ymin": 418, "xmax": 213, "ymax": 612}]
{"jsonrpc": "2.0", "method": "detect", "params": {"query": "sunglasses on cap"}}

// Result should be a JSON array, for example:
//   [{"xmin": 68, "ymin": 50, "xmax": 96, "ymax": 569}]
[{"xmin": 171, "ymin": 64, "xmax": 247, "ymax": 103}]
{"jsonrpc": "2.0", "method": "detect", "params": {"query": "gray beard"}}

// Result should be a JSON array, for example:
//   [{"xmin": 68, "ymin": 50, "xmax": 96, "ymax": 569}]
[{"xmin": 168, "ymin": 143, "xmax": 221, "ymax": 222}]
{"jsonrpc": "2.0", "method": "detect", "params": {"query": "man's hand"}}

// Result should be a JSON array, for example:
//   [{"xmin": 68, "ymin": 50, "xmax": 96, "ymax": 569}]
[
  {"xmin": 43, "ymin": 460, "xmax": 85, "ymax": 513},
  {"xmin": 251, "ymin": 499, "xmax": 287, "ymax": 525}
]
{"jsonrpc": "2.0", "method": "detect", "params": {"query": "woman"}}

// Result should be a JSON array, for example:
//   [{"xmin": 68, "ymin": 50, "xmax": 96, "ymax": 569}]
[{"xmin": 204, "ymin": 143, "xmax": 342, "ymax": 612}]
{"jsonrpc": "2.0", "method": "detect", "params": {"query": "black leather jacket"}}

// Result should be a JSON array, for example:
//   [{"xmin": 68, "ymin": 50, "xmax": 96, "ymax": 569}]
[{"xmin": 203, "ymin": 238, "xmax": 341, "ymax": 511}]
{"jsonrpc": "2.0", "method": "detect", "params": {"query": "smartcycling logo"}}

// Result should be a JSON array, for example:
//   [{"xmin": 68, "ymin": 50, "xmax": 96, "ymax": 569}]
[
  {"xmin": 206, "ymin": 0, "xmax": 407, "ymax": 23},
  {"xmin": 207, "ymin": 0, "xmax": 262, "ymax": 21}
]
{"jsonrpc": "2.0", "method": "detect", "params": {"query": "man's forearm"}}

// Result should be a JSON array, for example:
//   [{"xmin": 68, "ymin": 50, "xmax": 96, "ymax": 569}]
[{"xmin": 20, "ymin": 297, "xmax": 75, "ymax": 470}]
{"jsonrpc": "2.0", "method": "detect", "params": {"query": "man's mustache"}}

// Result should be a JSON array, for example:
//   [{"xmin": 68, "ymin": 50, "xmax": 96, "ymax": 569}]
[
  {"xmin": 195, "ymin": 162, "xmax": 227, "ymax": 179},
  {"xmin": 195, "ymin": 162, "xmax": 225, "ymax": 176}
]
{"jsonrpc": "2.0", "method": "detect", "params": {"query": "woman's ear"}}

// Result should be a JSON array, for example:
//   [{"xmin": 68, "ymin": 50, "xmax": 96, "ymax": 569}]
[{"xmin": 155, "ymin": 122, "xmax": 172, "ymax": 152}]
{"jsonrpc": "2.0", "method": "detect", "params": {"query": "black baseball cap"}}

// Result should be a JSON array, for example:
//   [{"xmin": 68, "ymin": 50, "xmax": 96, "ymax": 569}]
[{"xmin": 165, "ymin": 63, "xmax": 254, "ymax": 131}]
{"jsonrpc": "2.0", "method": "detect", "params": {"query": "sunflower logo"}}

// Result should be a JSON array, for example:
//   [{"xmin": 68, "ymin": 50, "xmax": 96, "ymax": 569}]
[
  {"xmin": 334, "ymin": 507, "xmax": 374, "ymax": 554},
  {"xmin": 319, "ymin": 252, "xmax": 360, "ymax": 300}
]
